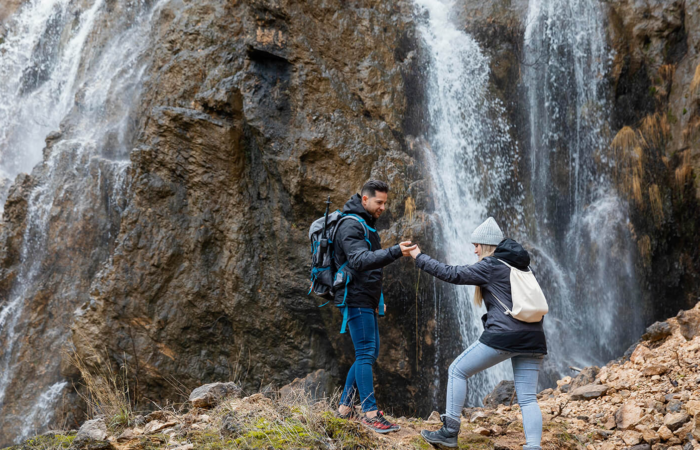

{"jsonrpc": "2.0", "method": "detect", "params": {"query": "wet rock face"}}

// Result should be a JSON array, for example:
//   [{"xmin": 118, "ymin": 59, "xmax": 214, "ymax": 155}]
[{"xmin": 0, "ymin": 0, "xmax": 450, "ymax": 441}]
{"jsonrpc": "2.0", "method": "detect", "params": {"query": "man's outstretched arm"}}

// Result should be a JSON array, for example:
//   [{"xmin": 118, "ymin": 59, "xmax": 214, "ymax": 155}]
[{"xmin": 338, "ymin": 222, "xmax": 413, "ymax": 272}]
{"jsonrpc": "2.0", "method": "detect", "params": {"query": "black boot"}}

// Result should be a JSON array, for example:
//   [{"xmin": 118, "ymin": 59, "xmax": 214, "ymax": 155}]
[{"xmin": 421, "ymin": 414, "xmax": 460, "ymax": 448}]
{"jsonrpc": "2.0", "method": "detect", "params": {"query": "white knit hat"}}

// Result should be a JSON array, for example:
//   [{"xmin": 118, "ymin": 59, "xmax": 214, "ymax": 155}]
[{"xmin": 470, "ymin": 217, "xmax": 503, "ymax": 246}]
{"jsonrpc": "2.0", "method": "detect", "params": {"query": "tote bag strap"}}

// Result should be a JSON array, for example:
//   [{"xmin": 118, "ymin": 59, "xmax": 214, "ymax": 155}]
[{"xmin": 496, "ymin": 258, "xmax": 531, "ymax": 272}]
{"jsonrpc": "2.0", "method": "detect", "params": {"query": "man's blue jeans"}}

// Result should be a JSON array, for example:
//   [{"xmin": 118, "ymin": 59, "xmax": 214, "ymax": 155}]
[
  {"xmin": 447, "ymin": 341, "xmax": 545, "ymax": 449},
  {"xmin": 339, "ymin": 308, "xmax": 379, "ymax": 412}
]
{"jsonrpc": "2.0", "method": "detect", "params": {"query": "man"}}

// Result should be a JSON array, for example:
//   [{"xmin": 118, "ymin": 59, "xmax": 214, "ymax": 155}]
[{"xmin": 333, "ymin": 179, "xmax": 415, "ymax": 433}]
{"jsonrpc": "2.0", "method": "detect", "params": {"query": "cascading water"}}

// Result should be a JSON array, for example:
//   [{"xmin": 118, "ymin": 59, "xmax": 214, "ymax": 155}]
[
  {"xmin": 523, "ymin": 0, "xmax": 643, "ymax": 382},
  {"xmin": 0, "ymin": 0, "xmax": 167, "ymax": 442},
  {"xmin": 412, "ymin": 0, "xmax": 518, "ymax": 405}
]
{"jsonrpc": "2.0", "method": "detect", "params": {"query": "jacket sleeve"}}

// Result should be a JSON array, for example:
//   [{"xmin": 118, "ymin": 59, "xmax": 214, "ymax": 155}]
[
  {"xmin": 337, "ymin": 221, "xmax": 401, "ymax": 272},
  {"xmin": 415, "ymin": 253, "xmax": 491, "ymax": 286}
]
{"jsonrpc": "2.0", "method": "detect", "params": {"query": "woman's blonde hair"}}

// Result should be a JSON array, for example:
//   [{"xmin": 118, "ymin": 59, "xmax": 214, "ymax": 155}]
[{"xmin": 473, "ymin": 244, "xmax": 497, "ymax": 307}]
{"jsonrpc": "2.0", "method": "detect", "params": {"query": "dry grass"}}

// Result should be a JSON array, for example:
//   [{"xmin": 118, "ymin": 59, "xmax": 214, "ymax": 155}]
[
  {"xmin": 659, "ymin": 64, "xmax": 676, "ymax": 85},
  {"xmin": 609, "ymin": 126, "xmax": 644, "ymax": 203},
  {"xmin": 690, "ymin": 62, "xmax": 700, "ymax": 98},
  {"xmin": 648, "ymin": 184, "xmax": 664, "ymax": 223},
  {"xmin": 639, "ymin": 113, "xmax": 670, "ymax": 150},
  {"xmin": 65, "ymin": 331, "xmax": 133, "ymax": 430},
  {"xmin": 675, "ymin": 150, "xmax": 693, "ymax": 189},
  {"xmin": 637, "ymin": 234, "xmax": 652, "ymax": 266}
]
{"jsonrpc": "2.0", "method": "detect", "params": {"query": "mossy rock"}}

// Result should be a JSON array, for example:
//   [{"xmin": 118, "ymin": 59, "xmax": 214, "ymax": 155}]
[{"xmin": 2, "ymin": 434, "xmax": 76, "ymax": 449}]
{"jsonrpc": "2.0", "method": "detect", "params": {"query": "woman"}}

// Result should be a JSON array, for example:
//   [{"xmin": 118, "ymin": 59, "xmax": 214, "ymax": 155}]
[{"xmin": 410, "ymin": 217, "xmax": 547, "ymax": 449}]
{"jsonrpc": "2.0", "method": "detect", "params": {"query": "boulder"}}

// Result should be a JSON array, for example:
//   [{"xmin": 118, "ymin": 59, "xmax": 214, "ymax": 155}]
[
  {"xmin": 677, "ymin": 309, "xmax": 700, "ymax": 341},
  {"xmin": 642, "ymin": 365, "xmax": 668, "ymax": 376},
  {"xmin": 483, "ymin": 380, "xmax": 515, "ymax": 408},
  {"xmin": 622, "ymin": 430, "xmax": 642, "ymax": 445},
  {"xmin": 643, "ymin": 322, "xmax": 673, "ymax": 342},
  {"xmin": 474, "ymin": 426, "xmax": 491, "ymax": 436},
  {"xmin": 279, "ymin": 369, "xmax": 332, "ymax": 401},
  {"xmin": 631, "ymin": 345, "xmax": 652, "ymax": 364},
  {"xmin": 664, "ymin": 412, "xmax": 689, "ymax": 431},
  {"xmin": 666, "ymin": 400, "xmax": 683, "ymax": 413},
  {"xmin": 658, "ymin": 425, "xmax": 674, "ymax": 440},
  {"xmin": 569, "ymin": 384, "xmax": 609, "ymax": 401},
  {"xmin": 628, "ymin": 445, "xmax": 652, "ymax": 450},
  {"xmin": 189, "ymin": 382, "xmax": 242, "ymax": 408},
  {"xmin": 75, "ymin": 419, "xmax": 107, "ymax": 441},
  {"xmin": 570, "ymin": 366, "xmax": 600, "ymax": 390},
  {"xmin": 642, "ymin": 428, "xmax": 660, "ymax": 444},
  {"xmin": 616, "ymin": 402, "xmax": 644, "ymax": 430}
]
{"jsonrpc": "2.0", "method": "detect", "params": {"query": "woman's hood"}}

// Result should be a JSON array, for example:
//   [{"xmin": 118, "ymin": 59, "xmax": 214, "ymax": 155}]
[{"xmin": 492, "ymin": 238, "xmax": 530, "ymax": 270}]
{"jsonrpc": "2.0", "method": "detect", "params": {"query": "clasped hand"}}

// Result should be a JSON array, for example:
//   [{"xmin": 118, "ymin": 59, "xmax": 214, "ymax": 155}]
[{"xmin": 399, "ymin": 241, "xmax": 422, "ymax": 259}]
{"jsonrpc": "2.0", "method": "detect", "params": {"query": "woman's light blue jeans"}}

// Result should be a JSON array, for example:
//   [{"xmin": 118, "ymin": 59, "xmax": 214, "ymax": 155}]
[{"xmin": 446, "ymin": 341, "xmax": 545, "ymax": 450}]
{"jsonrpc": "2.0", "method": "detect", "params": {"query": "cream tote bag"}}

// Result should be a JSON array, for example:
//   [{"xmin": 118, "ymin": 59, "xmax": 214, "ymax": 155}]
[{"xmin": 492, "ymin": 259, "xmax": 548, "ymax": 323}]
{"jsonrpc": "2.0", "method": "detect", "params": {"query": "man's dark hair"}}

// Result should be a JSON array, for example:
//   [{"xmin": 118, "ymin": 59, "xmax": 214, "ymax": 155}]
[{"xmin": 361, "ymin": 179, "xmax": 389, "ymax": 198}]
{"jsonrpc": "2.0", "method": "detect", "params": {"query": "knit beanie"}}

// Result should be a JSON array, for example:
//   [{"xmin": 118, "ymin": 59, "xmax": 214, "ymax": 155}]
[{"xmin": 470, "ymin": 217, "xmax": 503, "ymax": 246}]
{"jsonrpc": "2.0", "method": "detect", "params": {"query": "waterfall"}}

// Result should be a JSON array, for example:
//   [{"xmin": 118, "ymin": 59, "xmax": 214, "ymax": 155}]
[
  {"xmin": 523, "ymin": 0, "xmax": 643, "ymax": 381},
  {"xmin": 412, "ymin": 0, "xmax": 517, "ymax": 405},
  {"xmin": 0, "ymin": 0, "xmax": 166, "ymax": 442}
]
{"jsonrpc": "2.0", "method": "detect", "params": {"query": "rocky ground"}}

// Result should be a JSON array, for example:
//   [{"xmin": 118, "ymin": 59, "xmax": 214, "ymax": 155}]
[{"xmin": 7, "ymin": 302, "xmax": 700, "ymax": 450}]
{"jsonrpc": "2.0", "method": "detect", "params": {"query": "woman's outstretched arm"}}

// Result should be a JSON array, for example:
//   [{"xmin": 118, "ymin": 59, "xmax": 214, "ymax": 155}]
[{"xmin": 412, "ymin": 249, "xmax": 491, "ymax": 286}]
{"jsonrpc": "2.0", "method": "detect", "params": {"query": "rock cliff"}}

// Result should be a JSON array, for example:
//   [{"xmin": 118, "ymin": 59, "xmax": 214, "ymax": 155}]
[{"xmin": 2, "ymin": 0, "xmax": 700, "ymax": 446}]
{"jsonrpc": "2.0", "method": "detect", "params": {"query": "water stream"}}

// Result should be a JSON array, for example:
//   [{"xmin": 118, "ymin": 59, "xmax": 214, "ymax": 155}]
[
  {"xmin": 523, "ymin": 0, "xmax": 643, "ymax": 382},
  {"xmin": 0, "ymin": 0, "xmax": 166, "ymax": 442},
  {"xmin": 412, "ymin": 0, "xmax": 516, "ymax": 405}
]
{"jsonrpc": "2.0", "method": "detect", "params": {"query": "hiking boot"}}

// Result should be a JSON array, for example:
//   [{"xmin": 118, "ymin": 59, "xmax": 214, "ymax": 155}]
[
  {"xmin": 421, "ymin": 414, "xmax": 460, "ymax": 448},
  {"xmin": 361, "ymin": 410, "xmax": 400, "ymax": 433},
  {"xmin": 335, "ymin": 406, "xmax": 359, "ymax": 421}
]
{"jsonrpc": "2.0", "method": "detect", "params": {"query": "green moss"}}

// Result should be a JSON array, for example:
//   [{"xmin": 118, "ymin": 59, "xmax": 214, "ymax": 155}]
[
  {"xmin": 457, "ymin": 434, "xmax": 493, "ymax": 449},
  {"xmin": 9, "ymin": 434, "xmax": 77, "ymax": 449},
  {"xmin": 321, "ymin": 412, "xmax": 375, "ymax": 448},
  {"xmin": 649, "ymin": 86, "xmax": 657, "ymax": 95},
  {"xmin": 409, "ymin": 436, "xmax": 433, "ymax": 449},
  {"xmin": 667, "ymin": 109, "xmax": 678, "ymax": 124},
  {"xmin": 684, "ymin": 108, "xmax": 688, "ymax": 115}
]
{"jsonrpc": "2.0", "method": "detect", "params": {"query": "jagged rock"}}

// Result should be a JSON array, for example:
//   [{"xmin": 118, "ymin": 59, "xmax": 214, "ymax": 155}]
[
  {"xmin": 643, "ymin": 322, "xmax": 673, "ymax": 342},
  {"xmin": 483, "ymin": 380, "xmax": 515, "ymax": 408},
  {"xmin": 643, "ymin": 428, "xmax": 660, "ymax": 444},
  {"xmin": 664, "ymin": 413, "xmax": 689, "ymax": 431},
  {"xmin": 427, "ymin": 411, "xmax": 441, "ymax": 422},
  {"xmin": 667, "ymin": 400, "xmax": 683, "ymax": 413},
  {"xmin": 570, "ymin": 367, "xmax": 600, "ymax": 390},
  {"xmin": 145, "ymin": 410, "xmax": 167, "ymax": 423},
  {"xmin": 628, "ymin": 444, "xmax": 652, "ymax": 450},
  {"xmin": 474, "ymin": 426, "xmax": 491, "ymax": 436},
  {"xmin": 685, "ymin": 401, "xmax": 700, "ymax": 416},
  {"xmin": 189, "ymin": 382, "xmax": 242, "ymax": 408},
  {"xmin": 220, "ymin": 412, "xmax": 242, "ymax": 437},
  {"xmin": 279, "ymin": 369, "xmax": 332, "ymax": 401},
  {"xmin": 143, "ymin": 419, "xmax": 178, "ymax": 434},
  {"xmin": 569, "ymin": 384, "xmax": 609, "ymax": 401},
  {"xmin": 643, "ymin": 365, "xmax": 669, "ymax": 376},
  {"xmin": 623, "ymin": 430, "xmax": 642, "ymax": 445},
  {"xmin": 616, "ymin": 402, "xmax": 644, "ymax": 430},
  {"xmin": 693, "ymin": 413, "xmax": 700, "ymax": 441},
  {"xmin": 676, "ymin": 309, "xmax": 700, "ymax": 341},
  {"xmin": 658, "ymin": 425, "xmax": 675, "ymax": 440},
  {"xmin": 631, "ymin": 345, "xmax": 653, "ymax": 364},
  {"xmin": 75, "ymin": 419, "xmax": 107, "ymax": 441}
]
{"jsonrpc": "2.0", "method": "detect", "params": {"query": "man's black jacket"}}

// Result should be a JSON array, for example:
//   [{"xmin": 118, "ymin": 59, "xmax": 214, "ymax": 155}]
[{"xmin": 332, "ymin": 194, "xmax": 402, "ymax": 309}]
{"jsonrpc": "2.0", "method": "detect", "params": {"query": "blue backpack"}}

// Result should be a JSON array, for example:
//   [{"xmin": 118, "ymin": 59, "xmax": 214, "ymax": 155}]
[{"xmin": 308, "ymin": 210, "xmax": 384, "ymax": 333}]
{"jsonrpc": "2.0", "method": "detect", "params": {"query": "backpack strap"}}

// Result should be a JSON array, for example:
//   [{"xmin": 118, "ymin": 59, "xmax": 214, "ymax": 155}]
[
  {"xmin": 338, "ymin": 213, "xmax": 373, "ymax": 250},
  {"xmin": 495, "ymin": 258, "xmax": 531, "ymax": 272},
  {"xmin": 333, "ymin": 215, "xmax": 379, "ymax": 333}
]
